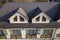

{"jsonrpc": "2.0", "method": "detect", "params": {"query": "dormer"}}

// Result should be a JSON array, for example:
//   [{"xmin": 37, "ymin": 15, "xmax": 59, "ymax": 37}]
[
  {"xmin": 9, "ymin": 7, "xmax": 29, "ymax": 23},
  {"xmin": 32, "ymin": 12, "xmax": 51, "ymax": 23},
  {"xmin": 28, "ymin": 7, "xmax": 51, "ymax": 23}
]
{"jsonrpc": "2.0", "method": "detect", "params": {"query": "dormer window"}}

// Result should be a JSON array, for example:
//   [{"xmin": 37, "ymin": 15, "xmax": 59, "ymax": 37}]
[
  {"xmin": 20, "ymin": 16, "xmax": 24, "ymax": 22},
  {"xmin": 14, "ymin": 16, "xmax": 17, "ymax": 22},
  {"xmin": 9, "ymin": 7, "xmax": 28, "ymax": 23},
  {"xmin": 36, "ymin": 16, "xmax": 40, "ymax": 22},
  {"xmin": 42, "ymin": 16, "xmax": 46, "ymax": 21},
  {"xmin": 32, "ymin": 12, "xmax": 51, "ymax": 23}
]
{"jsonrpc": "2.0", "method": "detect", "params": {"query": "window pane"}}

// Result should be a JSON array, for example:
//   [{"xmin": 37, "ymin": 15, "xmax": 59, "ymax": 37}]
[
  {"xmin": 13, "ymin": 30, "xmax": 21, "ymax": 35},
  {"xmin": 29, "ymin": 30, "xmax": 34, "ymax": 35},
  {"xmin": 0, "ymin": 30, "xmax": 4, "ymax": 35},
  {"xmin": 43, "ymin": 29, "xmax": 53, "ymax": 35},
  {"xmin": 20, "ymin": 16, "xmax": 24, "ymax": 21},
  {"xmin": 34, "ymin": 29, "xmax": 37, "ymax": 34},
  {"xmin": 14, "ymin": 16, "xmax": 17, "ymax": 22},
  {"xmin": 42, "ymin": 16, "xmax": 46, "ymax": 21},
  {"xmin": 36, "ymin": 16, "xmax": 40, "ymax": 22},
  {"xmin": 28, "ymin": 29, "xmax": 37, "ymax": 35}
]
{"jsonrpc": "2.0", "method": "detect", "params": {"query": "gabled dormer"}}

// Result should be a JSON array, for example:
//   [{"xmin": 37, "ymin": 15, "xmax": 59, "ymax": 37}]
[
  {"xmin": 32, "ymin": 12, "xmax": 51, "ymax": 23},
  {"xmin": 28, "ymin": 7, "xmax": 51, "ymax": 23},
  {"xmin": 9, "ymin": 7, "xmax": 29, "ymax": 23}
]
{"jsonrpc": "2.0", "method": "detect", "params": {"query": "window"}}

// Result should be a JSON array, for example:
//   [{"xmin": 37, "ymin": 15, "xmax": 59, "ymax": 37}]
[
  {"xmin": 28, "ymin": 29, "xmax": 37, "ymax": 35},
  {"xmin": 0, "ymin": 30, "xmax": 4, "ymax": 35},
  {"xmin": 36, "ymin": 16, "xmax": 40, "ymax": 22},
  {"xmin": 42, "ymin": 16, "xmax": 46, "ymax": 21},
  {"xmin": 41, "ymin": 29, "xmax": 53, "ymax": 38},
  {"xmin": 43, "ymin": 29, "xmax": 53, "ymax": 35},
  {"xmin": 13, "ymin": 30, "xmax": 21, "ymax": 35},
  {"xmin": 20, "ymin": 16, "xmax": 24, "ymax": 21},
  {"xmin": 14, "ymin": 16, "xmax": 17, "ymax": 22}
]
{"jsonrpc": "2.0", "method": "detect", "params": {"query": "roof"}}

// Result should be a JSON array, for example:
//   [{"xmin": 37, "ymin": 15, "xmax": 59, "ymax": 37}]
[
  {"xmin": 0, "ymin": 22, "xmax": 60, "ymax": 28},
  {"xmin": 0, "ymin": 2, "xmax": 59, "ymax": 21},
  {"xmin": 0, "ymin": 2, "xmax": 60, "ymax": 28},
  {"xmin": 28, "ymin": 7, "xmax": 42, "ymax": 19},
  {"xmin": 54, "ymin": 7, "xmax": 60, "ymax": 20}
]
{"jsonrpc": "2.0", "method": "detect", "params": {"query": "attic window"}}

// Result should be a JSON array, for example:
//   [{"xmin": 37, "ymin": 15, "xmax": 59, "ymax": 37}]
[
  {"xmin": 36, "ymin": 16, "xmax": 40, "ymax": 22},
  {"xmin": 42, "ymin": 16, "xmax": 46, "ymax": 21},
  {"xmin": 20, "ymin": 16, "xmax": 24, "ymax": 21},
  {"xmin": 14, "ymin": 16, "xmax": 17, "ymax": 22}
]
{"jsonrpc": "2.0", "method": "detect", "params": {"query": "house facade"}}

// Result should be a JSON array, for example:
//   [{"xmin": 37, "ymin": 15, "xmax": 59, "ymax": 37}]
[{"xmin": 0, "ymin": 2, "xmax": 60, "ymax": 40}]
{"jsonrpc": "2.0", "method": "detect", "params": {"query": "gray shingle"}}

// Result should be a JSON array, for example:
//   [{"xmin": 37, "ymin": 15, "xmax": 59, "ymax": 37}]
[{"xmin": 0, "ymin": 2, "xmax": 59, "ymax": 22}]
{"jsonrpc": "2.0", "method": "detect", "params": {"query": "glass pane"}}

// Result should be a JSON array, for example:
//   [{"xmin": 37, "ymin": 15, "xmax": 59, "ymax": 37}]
[
  {"xmin": 20, "ymin": 16, "xmax": 24, "ymax": 21},
  {"xmin": 42, "ymin": 16, "xmax": 46, "ymax": 21},
  {"xmin": 28, "ymin": 29, "xmax": 37, "ymax": 35},
  {"xmin": 14, "ymin": 16, "xmax": 17, "ymax": 22},
  {"xmin": 29, "ymin": 30, "xmax": 34, "ymax": 35},
  {"xmin": 17, "ymin": 30, "xmax": 21, "ymax": 34},
  {"xmin": 13, "ymin": 30, "xmax": 21, "ymax": 35},
  {"xmin": 34, "ymin": 29, "xmax": 37, "ymax": 34},
  {"xmin": 36, "ymin": 16, "xmax": 40, "ymax": 22},
  {"xmin": 43, "ymin": 29, "xmax": 53, "ymax": 35},
  {"xmin": 0, "ymin": 30, "xmax": 4, "ymax": 35}
]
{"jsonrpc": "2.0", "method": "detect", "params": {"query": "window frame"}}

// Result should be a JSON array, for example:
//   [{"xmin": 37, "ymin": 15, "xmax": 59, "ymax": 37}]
[
  {"xmin": 42, "ymin": 16, "xmax": 46, "ymax": 22},
  {"xmin": 13, "ymin": 16, "xmax": 17, "ymax": 22},
  {"xmin": 20, "ymin": 16, "xmax": 24, "ymax": 22},
  {"xmin": 13, "ymin": 30, "xmax": 21, "ymax": 35},
  {"xmin": 35, "ymin": 16, "xmax": 40, "ymax": 22}
]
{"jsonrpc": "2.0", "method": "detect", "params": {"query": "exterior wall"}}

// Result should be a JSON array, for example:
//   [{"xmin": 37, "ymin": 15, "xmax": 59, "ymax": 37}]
[
  {"xmin": 32, "ymin": 12, "xmax": 51, "ymax": 23},
  {"xmin": 0, "ymin": 28, "xmax": 60, "ymax": 40},
  {"xmin": 54, "ymin": 28, "xmax": 60, "ymax": 38}
]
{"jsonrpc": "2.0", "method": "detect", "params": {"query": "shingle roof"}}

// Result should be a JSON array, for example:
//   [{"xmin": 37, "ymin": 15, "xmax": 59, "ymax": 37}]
[
  {"xmin": 28, "ymin": 7, "xmax": 42, "ymax": 19},
  {"xmin": 0, "ymin": 2, "xmax": 60, "ymax": 22},
  {"xmin": 0, "ymin": 22, "xmax": 60, "ymax": 28},
  {"xmin": 54, "ymin": 7, "xmax": 60, "ymax": 20},
  {"xmin": 0, "ymin": 2, "xmax": 60, "ymax": 28}
]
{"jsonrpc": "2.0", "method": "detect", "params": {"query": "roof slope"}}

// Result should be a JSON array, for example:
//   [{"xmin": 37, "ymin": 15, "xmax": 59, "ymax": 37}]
[
  {"xmin": 0, "ymin": 2, "xmax": 59, "ymax": 22},
  {"xmin": 28, "ymin": 7, "xmax": 42, "ymax": 19}
]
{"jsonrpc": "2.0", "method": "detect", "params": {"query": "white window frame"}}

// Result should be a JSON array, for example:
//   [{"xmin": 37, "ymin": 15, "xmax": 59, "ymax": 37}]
[
  {"xmin": 9, "ymin": 13, "xmax": 28, "ymax": 23},
  {"xmin": 32, "ymin": 12, "xmax": 51, "ymax": 23}
]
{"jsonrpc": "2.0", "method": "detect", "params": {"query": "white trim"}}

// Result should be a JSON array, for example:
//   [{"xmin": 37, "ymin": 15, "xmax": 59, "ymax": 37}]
[
  {"xmin": 9, "ymin": 12, "xmax": 28, "ymax": 23},
  {"xmin": 57, "ymin": 19, "xmax": 60, "ymax": 22},
  {"xmin": 32, "ymin": 12, "xmax": 51, "ymax": 23}
]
